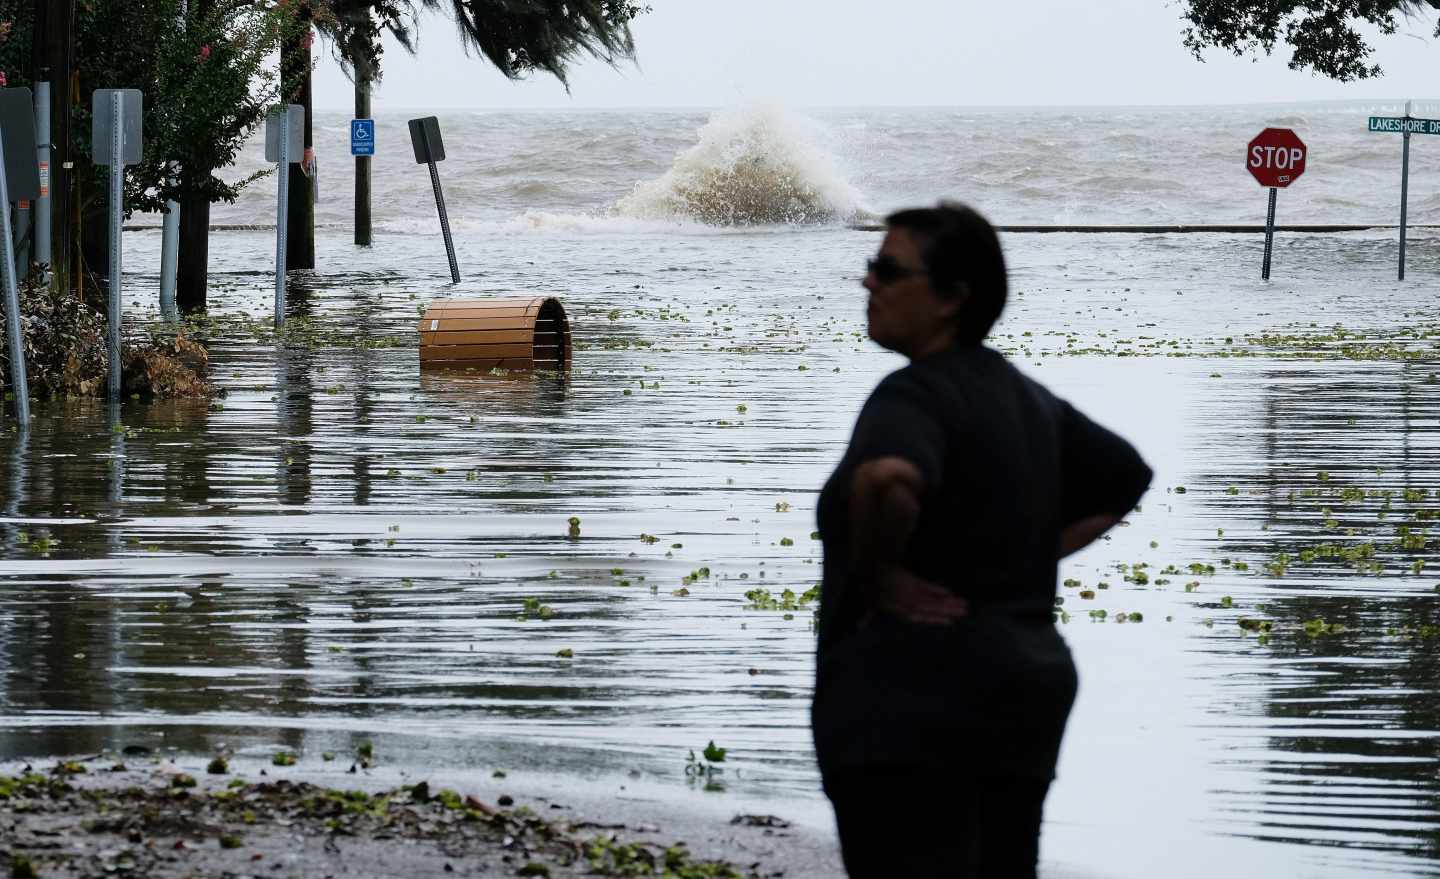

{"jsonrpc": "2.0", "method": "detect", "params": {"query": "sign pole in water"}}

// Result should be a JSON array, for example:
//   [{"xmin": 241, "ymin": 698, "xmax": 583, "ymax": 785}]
[
  {"xmin": 1400, "ymin": 102, "xmax": 1412, "ymax": 282},
  {"xmin": 1366, "ymin": 102, "xmax": 1440, "ymax": 280},
  {"xmin": 1246, "ymin": 127, "xmax": 1307, "ymax": 280},
  {"xmin": 91, "ymin": 89, "xmax": 143, "ymax": 403},
  {"xmin": 0, "ymin": 124, "xmax": 25, "ymax": 425},
  {"xmin": 0, "ymin": 87, "xmax": 41, "ymax": 426},
  {"xmin": 407, "ymin": 116, "xmax": 460, "ymax": 284},
  {"xmin": 107, "ymin": 92, "xmax": 124, "ymax": 400},
  {"xmin": 266, "ymin": 105, "xmax": 304, "ymax": 328},
  {"xmin": 351, "ymin": 108, "xmax": 374, "ymax": 247},
  {"xmin": 92, "ymin": 87, "xmax": 142, "ymax": 403},
  {"xmin": 1262, "ymin": 187, "xmax": 1278, "ymax": 280}
]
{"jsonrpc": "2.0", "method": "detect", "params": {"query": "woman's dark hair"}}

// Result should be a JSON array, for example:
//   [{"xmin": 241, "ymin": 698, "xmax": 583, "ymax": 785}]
[{"xmin": 885, "ymin": 202, "xmax": 1007, "ymax": 346}]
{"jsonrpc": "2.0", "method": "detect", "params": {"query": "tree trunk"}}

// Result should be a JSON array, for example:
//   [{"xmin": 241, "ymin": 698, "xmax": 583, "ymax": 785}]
[
  {"xmin": 355, "ymin": 77, "xmax": 371, "ymax": 247},
  {"xmin": 37, "ymin": 0, "xmax": 76, "ymax": 298},
  {"xmin": 281, "ymin": 5, "xmax": 315, "ymax": 270},
  {"xmin": 176, "ymin": 194, "xmax": 210, "ymax": 313}
]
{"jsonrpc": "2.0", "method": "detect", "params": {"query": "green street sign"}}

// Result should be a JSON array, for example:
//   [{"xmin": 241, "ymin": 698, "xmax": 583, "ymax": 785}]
[{"xmin": 1369, "ymin": 116, "xmax": 1440, "ymax": 135}]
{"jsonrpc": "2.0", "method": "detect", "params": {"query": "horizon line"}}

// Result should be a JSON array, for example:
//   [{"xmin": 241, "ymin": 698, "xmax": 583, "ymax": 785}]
[{"xmin": 305, "ymin": 97, "xmax": 1440, "ymax": 114}]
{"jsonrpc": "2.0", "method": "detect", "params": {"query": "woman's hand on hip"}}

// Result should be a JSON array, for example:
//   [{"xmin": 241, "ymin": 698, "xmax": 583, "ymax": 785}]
[{"xmin": 867, "ymin": 567, "xmax": 968, "ymax": 625}]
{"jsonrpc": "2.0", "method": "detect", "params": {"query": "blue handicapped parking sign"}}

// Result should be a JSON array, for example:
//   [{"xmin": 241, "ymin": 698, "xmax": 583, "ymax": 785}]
[{"xmin": 351, "ymin": 119, "xmax": 375, "ymax": 156}]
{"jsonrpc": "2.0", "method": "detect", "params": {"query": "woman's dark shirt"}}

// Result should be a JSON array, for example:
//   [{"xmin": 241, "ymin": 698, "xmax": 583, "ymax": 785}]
[{"xmin": 812, "ymin": 344, "xmax": 1152, "ymax": 780}]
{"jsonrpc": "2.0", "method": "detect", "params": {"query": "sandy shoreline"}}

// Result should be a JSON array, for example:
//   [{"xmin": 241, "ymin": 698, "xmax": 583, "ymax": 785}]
[{"xmin": 0, "ymin": 755, "xmax": 845, "ymax": 877}]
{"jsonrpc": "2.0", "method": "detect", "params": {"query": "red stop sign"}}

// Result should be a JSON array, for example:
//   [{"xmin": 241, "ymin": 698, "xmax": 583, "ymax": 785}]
[{"xmin": 1247, "ymin": 128, "xmax": 1307, "ymax": 188}]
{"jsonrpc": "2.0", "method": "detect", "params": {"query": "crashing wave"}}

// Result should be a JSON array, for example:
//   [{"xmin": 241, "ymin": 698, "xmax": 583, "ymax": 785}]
[{"xmin": 615, "ymin": 104, "xmax": 869, "ymax": 226}]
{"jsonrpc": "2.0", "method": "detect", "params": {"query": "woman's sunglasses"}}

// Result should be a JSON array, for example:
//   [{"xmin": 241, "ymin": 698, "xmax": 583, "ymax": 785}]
[{"xmin": 866, "ymin": 256, "xmax": 923, "ymax": 284}]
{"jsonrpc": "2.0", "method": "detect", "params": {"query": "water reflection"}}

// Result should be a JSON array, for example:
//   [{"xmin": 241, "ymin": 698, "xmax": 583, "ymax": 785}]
[
  {"xmin": 3, "ymin": 229, "xmax": 1440, "ymax": 876},
  {"xmin": 1191, "ymin": 360, "xmax": 1440, "ymax": 867}
]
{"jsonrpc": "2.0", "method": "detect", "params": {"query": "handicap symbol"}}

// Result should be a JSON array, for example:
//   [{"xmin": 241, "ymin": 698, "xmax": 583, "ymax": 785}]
[{"xmin": 353, "ymin": 123, "xmax": 371, "ymax": 139}]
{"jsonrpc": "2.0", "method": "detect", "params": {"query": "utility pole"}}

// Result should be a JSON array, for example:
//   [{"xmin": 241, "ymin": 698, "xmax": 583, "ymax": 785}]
[
  {"xmin": 159, "ymin": 0, "xmax": 186, "ymax": 320},
  {"xmin": 281, "ymin": 3, "xmax": 316, "ymax": 270},
  {"xmin": 354, "ymin": 77, "xmax": 371, "ymax": 247},
  {"xmin": 35, "ymin": 0, "xmax": 75, "ymax": 297}
]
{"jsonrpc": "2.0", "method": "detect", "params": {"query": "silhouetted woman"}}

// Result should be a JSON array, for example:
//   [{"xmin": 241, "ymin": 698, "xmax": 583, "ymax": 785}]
[{"xmin": 813, "ymin": 203, "xmax": 1152, "ymax": 878}]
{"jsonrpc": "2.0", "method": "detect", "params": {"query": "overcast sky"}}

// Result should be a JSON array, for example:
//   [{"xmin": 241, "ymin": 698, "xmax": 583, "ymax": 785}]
[{"xmin": 311, "ymin": 0, "xmax": 1440, "ymax": 110}]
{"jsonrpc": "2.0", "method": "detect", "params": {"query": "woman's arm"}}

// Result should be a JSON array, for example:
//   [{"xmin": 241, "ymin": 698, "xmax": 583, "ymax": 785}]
[{"xmin": 850, "ymin": 456, "xmax": 968, "ymax": 625}]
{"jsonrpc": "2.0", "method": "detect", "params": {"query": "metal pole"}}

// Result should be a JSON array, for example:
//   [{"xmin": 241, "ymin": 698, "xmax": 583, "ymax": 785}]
[
  {"xmin": 275, "ymin": 110, "xmax": 290, "ymax": 328},
  {"xmin": 1261, "ymin": 187, "xmax": 1277, "ymax": 281},
  {"xmin": 160, "ymin": 203, "xmax": 179, "ymax": 320},
  {"xmin": 33, "ymin": 80, "xmax": 51, "ymax": 270},
  {"xmin": 0, "ymin": 124, "xmax": 31, "ymax": 425},
  {"xmin": 427, "ymin": 161, "xmax": 460, "ymax": 284},
  {"xmin": 355, "ymin": 79, "xmax": 372, "ymax": 247},
  {"xmin": 159, "ymin": 0, "xmax": 185, "ymax": 321},
  {"xmin": 107, "ymin": 90, "xmax": 123, "ymax": 401},
  {"xmin": 1400, "ymin": 130, "xmax": 1411, "ymax": 282}
]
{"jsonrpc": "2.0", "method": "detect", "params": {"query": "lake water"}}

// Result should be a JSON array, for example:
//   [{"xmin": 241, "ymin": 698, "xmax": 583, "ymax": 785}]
[{"xmin": 2, "ymin": 104, "xmax": 1439, "ymax": 877}]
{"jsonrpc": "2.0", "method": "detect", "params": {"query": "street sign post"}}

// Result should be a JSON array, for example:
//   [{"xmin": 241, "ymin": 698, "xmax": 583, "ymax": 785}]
[
  {"xmin": 350, "ymin": 118, "xmax": 374, "ymax": 156},
  {"xmin": 0, "ymin": 87, "xmax": 40, "ymax": 426},
  {"xmin": 1367, "ymin": 104, "xmax": 1437, "ymax": 280},
  {"xmin": 266, "ymin": 105, "xmax": 304, "ymax": 328},
  {"xmin": 408, "ymin": 116, "xmax": 460, "ymax": 284},
  {"xmin": 1247, "ymin": 127, "xmax": 1307, "ymax": 280},
  {"xmin": 92, "ymin": 88, "xmax": 142, "ymax": 404}
]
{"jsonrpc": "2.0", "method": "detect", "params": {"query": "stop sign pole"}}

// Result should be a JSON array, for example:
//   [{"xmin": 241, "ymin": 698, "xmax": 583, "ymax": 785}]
[{"xmin": 1247, "ymin": 127, "xmax": 1307, "ymax": 280}]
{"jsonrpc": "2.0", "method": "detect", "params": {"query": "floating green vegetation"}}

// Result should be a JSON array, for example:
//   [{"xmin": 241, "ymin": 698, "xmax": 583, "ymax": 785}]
[
  {"xmin": 1386, "ymin": 624, "xmax": 1440, "ymax": 639},
  {"xmin": 684, "ymin": 741, "xmax": 728, "ymax": 790},
  {"xmin": 520, "ymin": 598, "xmax": 555, "ymax": 621},
  {"xmin": 206, "ymin": 757, "xmax": 229, "ymax": 775},
  {"xmin": 271, "ymin": 752, "xmax": 297, "ymax": 767},
  {"xmin": 743, "ymin": 586, "xmax": 819, "ymax": 611},
  {"xmin": 586, "ymin": 837, "xmax": 744, "ymax": 879},
  {"xmin": 1303, "ymin": 617, "xmax": 1346, "ymax": 637},
  {"xmin": 10, "ymin": 854, "xmax": 37, "ymax": 879}
]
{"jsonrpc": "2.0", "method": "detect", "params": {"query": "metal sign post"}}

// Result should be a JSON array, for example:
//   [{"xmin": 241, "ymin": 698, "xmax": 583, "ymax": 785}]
[
  {"xmin": 93, "ymin": 89, "xmax": 143, "ymax": 403},
  {"xmin": 1401, "ymin": 125, "xmax": 1411, "ymax": 282},
  {"xmin": 1262, "ymin": 187, "xmax": 1278, "ymax": 281},
  {"xmin": 1365, "ymin": 103, "xmax": 1440, "ymax": 280},
  {"xmin": 1246, "ymin": 127, "xmax": 1307, "ymax": 280},
  {"xmin": 0, "ymin": 129, "xmax": 28, "ymax": 425},
  {"xmin": 266, "ymin": 105, "xmax": 304, "ymax": 328},
  {"xmin": 0, "ymin": 88, "xmax": 42, "ymax": 426},
  {"xmin": 408, "ymin": 116, "xmax": 460, "ymax": 284},
  {"xmin": 352, "ymin": 99, "xmax": 373, "ymax": 247}
]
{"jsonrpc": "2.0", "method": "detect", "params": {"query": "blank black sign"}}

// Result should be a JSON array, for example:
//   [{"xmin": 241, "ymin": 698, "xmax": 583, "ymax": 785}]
[
  {"xmin": 407, "ymin": 116, "xmax": 445, "ymax": 164},
  {"xmin": 0, "ymin": 88, "xmax": 39, "ymax": 202}
]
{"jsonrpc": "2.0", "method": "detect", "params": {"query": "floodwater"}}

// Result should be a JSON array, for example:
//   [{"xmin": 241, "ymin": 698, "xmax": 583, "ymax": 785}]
[{"xmin": 4, "ymin": 105, "xmax": 1440, "ymax": 877}]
